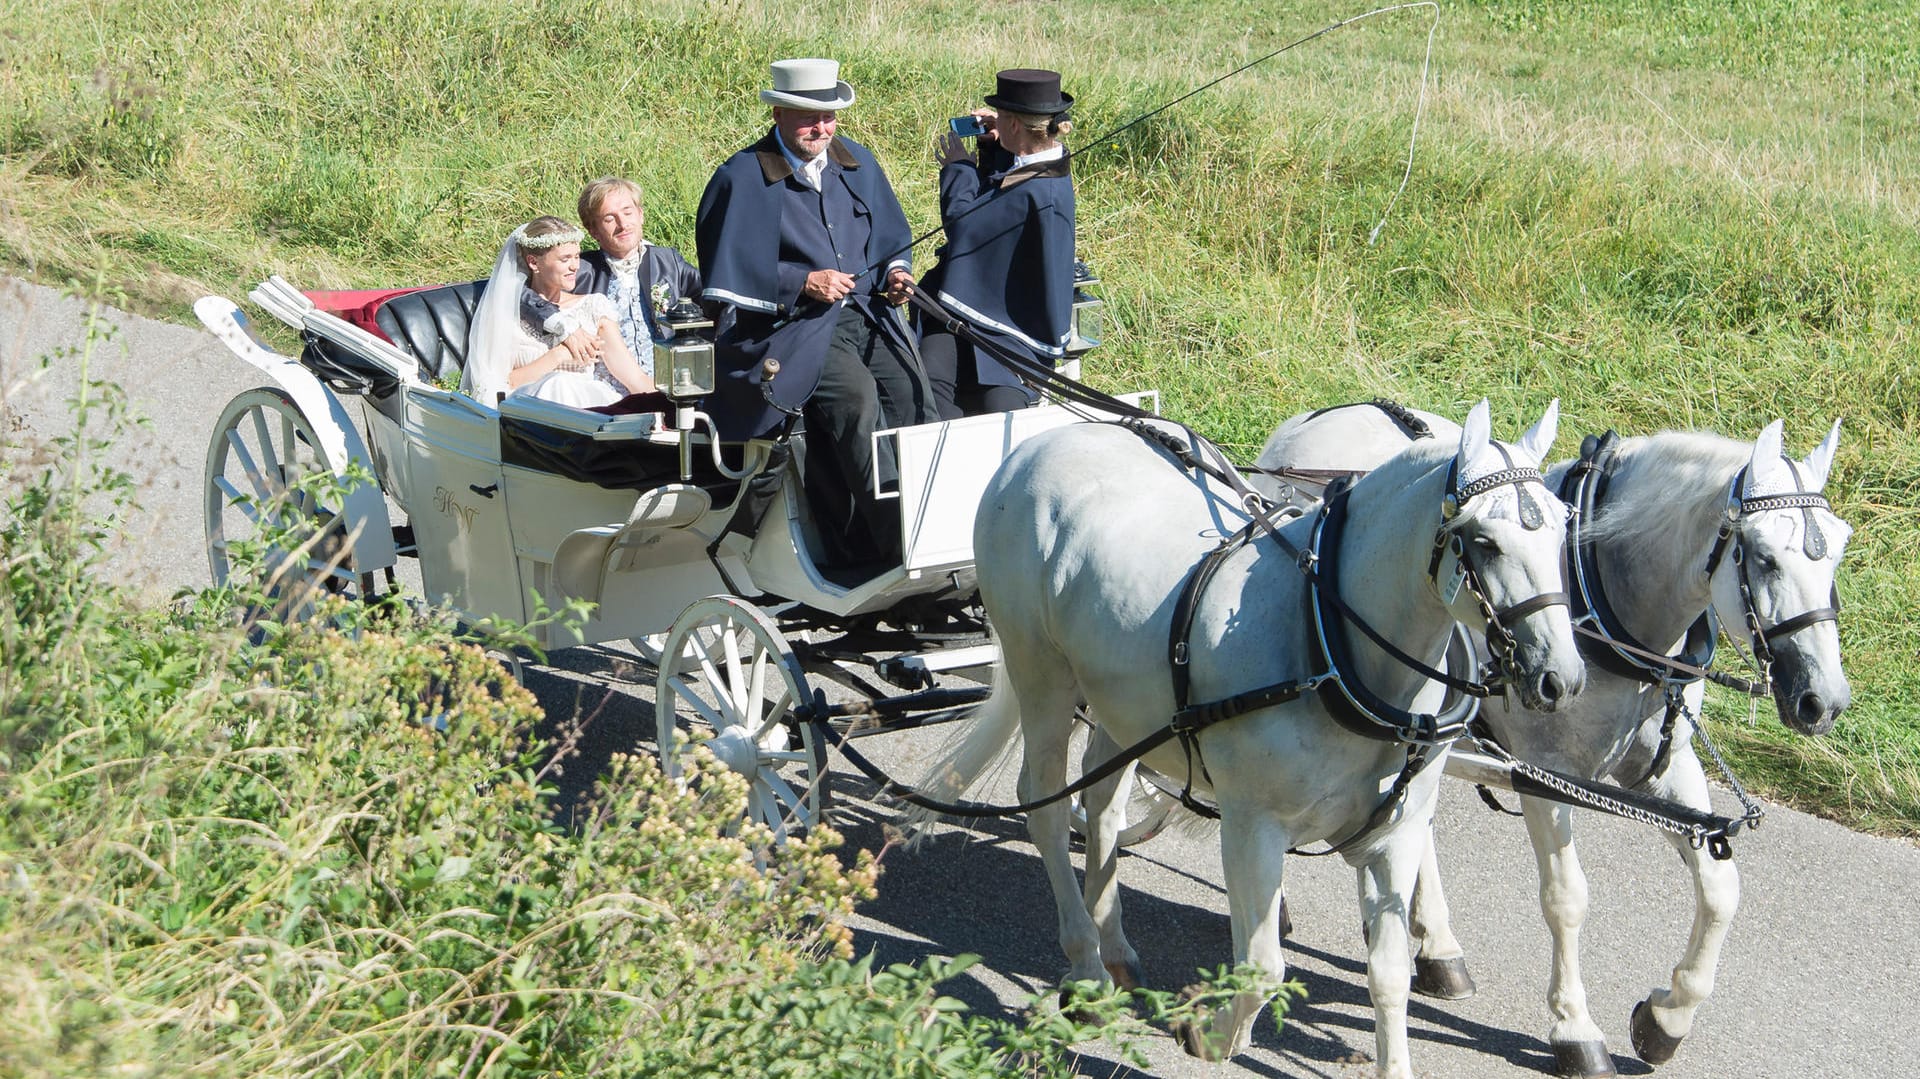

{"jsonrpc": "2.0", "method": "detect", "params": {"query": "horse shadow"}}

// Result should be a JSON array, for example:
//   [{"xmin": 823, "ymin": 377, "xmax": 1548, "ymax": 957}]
[
  {"xmin": 510, "ymin": 650, "xmax": 1630, "ymax": 1077},
  {"xmin": 830, "ymin": 773, "xmax": 1608, "ymax": 1077}
]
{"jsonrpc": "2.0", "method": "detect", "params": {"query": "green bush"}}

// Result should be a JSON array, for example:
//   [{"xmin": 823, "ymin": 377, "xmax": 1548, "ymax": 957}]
[{"xmin": 2, "ymin": 320, "xmax": 1294, "ymax": 1076}]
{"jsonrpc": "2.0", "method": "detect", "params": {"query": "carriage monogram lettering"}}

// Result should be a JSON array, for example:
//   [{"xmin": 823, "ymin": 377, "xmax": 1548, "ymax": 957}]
[{"xmin": 434, "ymin": 486, "xmax": 479, "ymax": 530}]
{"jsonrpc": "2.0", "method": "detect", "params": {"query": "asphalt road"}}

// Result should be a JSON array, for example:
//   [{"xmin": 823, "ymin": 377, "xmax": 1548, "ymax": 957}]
[{"xmin": 4, "ymin": 275, "xmax": 1915, "ymax": 1078}]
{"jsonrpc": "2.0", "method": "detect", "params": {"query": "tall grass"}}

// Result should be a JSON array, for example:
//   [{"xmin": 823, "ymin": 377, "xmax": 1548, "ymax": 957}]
[{"xmin": 1, "ymin": 0, "xmax": 1915, "ymax": 833}]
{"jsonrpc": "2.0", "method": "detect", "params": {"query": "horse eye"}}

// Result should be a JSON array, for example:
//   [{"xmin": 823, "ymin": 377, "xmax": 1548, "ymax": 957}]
[{"xmin": 1471, "ymin": 535, "xmax": 1500, "ymax": 556}]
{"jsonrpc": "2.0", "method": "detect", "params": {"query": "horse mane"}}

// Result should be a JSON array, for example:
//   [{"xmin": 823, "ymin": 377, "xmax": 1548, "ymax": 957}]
[{"xmin": 1583, "ymin": 431, "xmax": 1749, "ymax": 566}]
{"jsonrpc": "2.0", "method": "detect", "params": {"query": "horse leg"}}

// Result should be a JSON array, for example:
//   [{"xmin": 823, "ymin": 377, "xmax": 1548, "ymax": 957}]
[
  {"xmin": 1520, "ymin": 794, "xmax": 1617, "ymax": 1078},
  {"xmin": 1015, "ymin": 674, "xmax": 1109, "ymax": 988},
  {"xmin": 1080, "ymin": 724, "xmax": 1143, "ymax": 989},
  {"xmin": 1177, "ymin": 804, "xmax": 1289, "ymax": 1062},
  {"xmin": 1355, "ymin": 829, "xmax": 1427, "ymax": 1079},
  {"xmin": 1409, "ymin": 821, "xmax": 1477, "ymax": 999},
  {"xmin": 1630, "ymin": 747, "xmax": 1740, "ymax": 1066}
]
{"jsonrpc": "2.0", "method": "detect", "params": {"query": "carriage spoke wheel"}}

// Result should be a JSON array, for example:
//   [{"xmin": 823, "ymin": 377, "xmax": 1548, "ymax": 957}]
[
  {"xmin": 205, "ymin": 387, "xmax": 371, "ymax": 618},
  {"xmin": 1068, "ymin": 709, "xmax": 1178, "ymax": 847},
  {"xmin": 655, "ymin": 597, "xmax": 827, "ymax": 843}
]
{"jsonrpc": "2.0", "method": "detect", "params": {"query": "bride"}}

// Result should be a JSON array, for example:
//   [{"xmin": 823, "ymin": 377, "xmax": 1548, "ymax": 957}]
[{"xmin": 462, "ymin": 215, "xmax": 656, "ymax": 407}]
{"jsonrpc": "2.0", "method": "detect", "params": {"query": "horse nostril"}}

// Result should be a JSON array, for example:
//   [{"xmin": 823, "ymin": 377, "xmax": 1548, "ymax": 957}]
[
  {"xmin": 1796, "ymin": 691, "xmax": 1829, "ymax": 730},
  {"xmin": 1539, "ymin": 670, "xmax": 1564, "ymax": 704}
]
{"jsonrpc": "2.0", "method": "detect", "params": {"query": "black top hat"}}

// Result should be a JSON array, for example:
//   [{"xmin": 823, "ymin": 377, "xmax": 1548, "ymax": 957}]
[{"xmin": 983, "ymin": 68, "xmax": 1074, "ymax": 116}]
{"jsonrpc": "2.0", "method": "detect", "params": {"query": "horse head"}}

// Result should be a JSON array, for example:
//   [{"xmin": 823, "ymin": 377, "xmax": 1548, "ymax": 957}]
[
  {"xmin": 1709, "ymin": 419, "xmax": 1851, "ymax": 734},
  {"xmin": 1438, "ymin": 400, "xmax": 1586, "ymax": 712}
]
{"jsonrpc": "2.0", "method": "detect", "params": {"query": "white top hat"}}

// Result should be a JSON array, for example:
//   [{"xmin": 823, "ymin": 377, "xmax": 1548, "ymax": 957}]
[{"xmin": 760, "ymin": 58, "xmax": 856, "ymax": 111}]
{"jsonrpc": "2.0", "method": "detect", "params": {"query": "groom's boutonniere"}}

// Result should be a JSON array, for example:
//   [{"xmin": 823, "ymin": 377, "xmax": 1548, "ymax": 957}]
[{"xmin": 650, "ymin": 281, "xmax": 672, "ymax": 316}]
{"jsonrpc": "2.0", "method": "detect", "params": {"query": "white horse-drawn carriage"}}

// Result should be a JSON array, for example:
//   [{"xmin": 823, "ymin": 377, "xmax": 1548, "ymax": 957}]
[
  {"xmin": 193, "ymin": 274, "xmax": 1854, "ymax": 1079},
  {"xmin": 193, "ymin": 274, "xmax": 1159, "ymax": 840}
]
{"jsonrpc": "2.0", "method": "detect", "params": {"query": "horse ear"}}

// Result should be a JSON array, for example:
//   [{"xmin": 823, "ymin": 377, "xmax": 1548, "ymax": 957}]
[
  {"xmin": 1800, "ymin": 418, "xmax": 1843, "ymax": 491},
  {"xmin": 1745, "ymin": 419, "xmax": 1789, "ymax": 495},
  {"xmin": 1513, "ymin": 398, "xmax": 1559, "ymax": 465},
  {"xmin": 1458, "ymin": 399, "xmax": 1492, "ymax": 467}
]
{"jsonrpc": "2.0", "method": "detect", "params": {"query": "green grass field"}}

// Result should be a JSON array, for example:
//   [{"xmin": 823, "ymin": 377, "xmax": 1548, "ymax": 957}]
[{"xmin": 3, "ymin": 0, "xmax": 1915, "ymax": 834}]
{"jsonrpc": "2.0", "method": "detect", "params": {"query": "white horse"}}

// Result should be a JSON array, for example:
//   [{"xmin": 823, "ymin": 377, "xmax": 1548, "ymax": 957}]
[
  {"xmin": 1256, "ymin": 402, "xmax": 1851, "ymax": 1077},
  {"xmin": 921, "ymin": 401, "xmax": 1585, "ymax": 1078}
]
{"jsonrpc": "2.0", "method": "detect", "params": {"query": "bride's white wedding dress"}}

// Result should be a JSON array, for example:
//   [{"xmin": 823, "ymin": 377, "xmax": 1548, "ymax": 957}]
[{"xmin": 509, "ymin": 294, "xmax": 625, "ymax": 408}]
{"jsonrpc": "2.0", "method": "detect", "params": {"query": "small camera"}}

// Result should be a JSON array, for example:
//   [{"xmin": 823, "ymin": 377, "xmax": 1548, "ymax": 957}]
[{"xmin": 949, "ymin": 115, "xmax": 986, "ymax": 139}]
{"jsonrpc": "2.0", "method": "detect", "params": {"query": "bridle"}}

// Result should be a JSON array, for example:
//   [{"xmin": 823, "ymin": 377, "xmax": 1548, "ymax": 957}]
[
  {"xmin": 1702, "ymin": 462, "xmax": 1843, "ymax": 689},
  {"xmin": 1424, "ymin": 448, "xmax": 1569, "ymax": 692}
]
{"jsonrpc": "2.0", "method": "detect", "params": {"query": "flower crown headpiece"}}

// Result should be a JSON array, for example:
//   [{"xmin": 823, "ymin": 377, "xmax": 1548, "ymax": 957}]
[{"xmin": 518, "ymin": 227, "xmax": 584, "ymax": 251}]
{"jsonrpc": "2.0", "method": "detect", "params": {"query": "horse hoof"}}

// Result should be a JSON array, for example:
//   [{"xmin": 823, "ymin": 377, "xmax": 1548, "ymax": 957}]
[
  {"xmin": 1630, "ymin": 999, "xmax": 1685, "ymax": 1065},
  {"xmin": 1104, "ymin": 959, "xmax": 1144, "ymax": 991},
  {"xmin": 1057, "ymin": 981, "xmax": 1109, "ymax": 1026},
  {"xmin": 1551, "ymin": 1039, "xmax": 1617, "ymax": 1078},
  {"xmin": 1279, "ymin": 895, "xmax": 1293, "ymax": 938},
  {"xmin": 1412, "ymin": 956, "xmax": 1477, "ymax": 1000},
  {"xmin": 1173, "ymin": 1019, "xmax": 1226, "ymax": 1061}
]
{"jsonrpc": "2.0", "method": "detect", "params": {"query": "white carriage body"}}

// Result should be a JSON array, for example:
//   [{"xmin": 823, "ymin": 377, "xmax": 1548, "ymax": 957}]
[{"xmin": 199, "ymin": 279, "xmax": 1148, "ymax": 648}]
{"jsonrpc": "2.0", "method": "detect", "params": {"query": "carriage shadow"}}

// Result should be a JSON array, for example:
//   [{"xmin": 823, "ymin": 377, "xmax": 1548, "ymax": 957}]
[
  {"xmin": 516, "ymin": 644, "xmax": 660, "ymax": 827},
  {"xmin": 514, "ymin": 649, "xmax": 1603, "ymax": 1077}
]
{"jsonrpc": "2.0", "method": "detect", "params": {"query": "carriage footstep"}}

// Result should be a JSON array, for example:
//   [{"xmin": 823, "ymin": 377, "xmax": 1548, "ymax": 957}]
[
  {"xmin": 1629, "ymin": 999, "xmax": 1685, "ymax": 1065},
  {"xmin": 1411, "ymin": 955, "xmax": 1477, "ymax": 1000},
  {"xmin": 1551, "ymin": 1039, "xmax": 1617, "ymax": 1078}
]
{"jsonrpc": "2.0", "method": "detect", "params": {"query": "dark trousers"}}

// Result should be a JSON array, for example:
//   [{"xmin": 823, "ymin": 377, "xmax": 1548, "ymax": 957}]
[
  {"xmin": 803, "ymin": 305, "xmax": 934, "ymax": 563},
  {"xmin": 919, "ymin": 324, "xmax": 1037, "ymax": 418}
]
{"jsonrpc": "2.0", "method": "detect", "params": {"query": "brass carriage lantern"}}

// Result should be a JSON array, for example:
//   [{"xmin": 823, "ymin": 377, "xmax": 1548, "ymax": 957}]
[
  {"xmin": 653, "ymin": 301, "xmax": 717, "ymax": 405},
  {"xmin": 1063, "ymin": 259, "xmax": 1104, "ymax": 381}
]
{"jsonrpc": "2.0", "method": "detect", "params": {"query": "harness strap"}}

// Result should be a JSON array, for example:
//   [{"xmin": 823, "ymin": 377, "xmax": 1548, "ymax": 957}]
[
  {"xmin": 1314, "ymin": 479, "xmax": 1490, "ymax": 726},
  {"xmin": 1167, "ymin": 525, "xmax": 1269, "ymax": 722},
  {"xmin": 1563, "ymin": 431, "xmax": 1721, "ymax": 687},
  {"xmin": 1494, "ymin": 589, "xmax": 1573, "ymax": 628},
  {"xmin": 1762, "ymin": 601, "xmax": 1841, "ymax": 643}
]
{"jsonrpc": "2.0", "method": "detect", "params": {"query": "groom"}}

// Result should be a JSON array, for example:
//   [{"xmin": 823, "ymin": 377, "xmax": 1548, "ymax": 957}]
[{"xmin": 522, "ymin": 176, "xmax": 702, "ymax": 377}]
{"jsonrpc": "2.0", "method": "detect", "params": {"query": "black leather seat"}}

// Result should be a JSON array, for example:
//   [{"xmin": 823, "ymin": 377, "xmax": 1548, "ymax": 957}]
[{"xmin": 373, "ymin": 280, "xmax": 487, "ymax": 386}]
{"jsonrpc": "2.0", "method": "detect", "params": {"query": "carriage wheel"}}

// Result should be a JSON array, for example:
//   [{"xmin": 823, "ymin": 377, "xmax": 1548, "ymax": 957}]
[
  {"xmin": 1068, "ymin": 711, "xmax": 1179, "ymax": 847},
  {"xmin": 205, "ymin": 387, "xmax": 374, "ymax": 615},
  {"xmin": 655, "ymin": 597, "xmax": 828, "ymax": 843},
  {"xmin": 630, "ymin": 622, "xmax": 741, "ymax": 668}
]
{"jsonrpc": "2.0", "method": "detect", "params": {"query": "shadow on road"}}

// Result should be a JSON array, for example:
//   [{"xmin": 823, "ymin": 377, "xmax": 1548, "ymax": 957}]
[{"xmin": 514, "ymin": 645, "xmax": 1571, "ymax": 1077}]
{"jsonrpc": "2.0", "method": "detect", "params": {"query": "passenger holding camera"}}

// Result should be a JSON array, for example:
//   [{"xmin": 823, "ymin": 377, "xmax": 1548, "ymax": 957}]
[{"xmin": 918, "ymin": 69, "xmax": 1077, "ymax": 418}]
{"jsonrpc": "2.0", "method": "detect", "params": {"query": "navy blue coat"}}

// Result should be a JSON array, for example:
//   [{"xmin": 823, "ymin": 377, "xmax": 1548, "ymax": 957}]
[
  {"xmin": 696, "ymin": 130, "xmax": 914, "ymax": 439},
  {"xmin": 922, "ymin": 147, "xmax": 1075, "ymax": 381},
  {"xmin": 573, "ymin": 245, "xmax": 701, "ymax": 312}
]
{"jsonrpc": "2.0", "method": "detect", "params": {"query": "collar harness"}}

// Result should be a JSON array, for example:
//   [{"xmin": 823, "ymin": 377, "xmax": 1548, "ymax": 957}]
[{"xmin": 1141, "ymin": 419, "xmax": 1565, "ymax": 854}]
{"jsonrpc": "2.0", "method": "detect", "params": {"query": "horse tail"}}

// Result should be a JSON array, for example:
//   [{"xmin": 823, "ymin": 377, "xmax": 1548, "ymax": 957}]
[{"xmin": 901, "ymin": 660, "xmax": 1026, "ymax": 839}]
